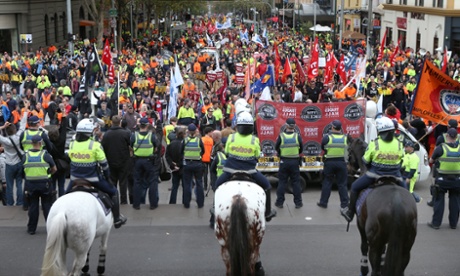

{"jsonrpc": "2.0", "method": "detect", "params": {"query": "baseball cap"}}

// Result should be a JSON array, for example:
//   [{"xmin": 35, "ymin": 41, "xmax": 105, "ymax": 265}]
[
  {"xmin": 331, "ymin": 120, "xmax": 342, "ymax": 130},
  {"xmin": 139, "ymin": 117, "xmax": 149, "ymax": 125},
  {"xmin": 448, "ymin": 119, "xmax": 458, "ymax": 128},
  {"xmin": 188, "ymin": 124, "xmax": 197, "ymax": 131},
  {"xmin": 447, "ymin": 128, "xmax": 458, "ymax": 138},
  {"xmin": 31, "ymin": 135, "xmax": 43, "ymax": 143},
  {"xmin": 286, "ymin": 118, "xmax": 296, "ymax": 126},
  {"xmin": 404, "ymin": 140, "xmax": 415, "ymax": 148},
  {"xmin": 28, "ymin": 116, "xmax": 40, "ymax": 124}
]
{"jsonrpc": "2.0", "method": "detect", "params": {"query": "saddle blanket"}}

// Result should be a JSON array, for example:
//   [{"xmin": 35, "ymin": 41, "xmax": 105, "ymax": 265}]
[
  {"xmin": 90, "ymin": 192, "xmax": 111, "ymax": 216},
  {"xmin": 356, "ymin": 188, "xmax": 373, "ymax": 217}
]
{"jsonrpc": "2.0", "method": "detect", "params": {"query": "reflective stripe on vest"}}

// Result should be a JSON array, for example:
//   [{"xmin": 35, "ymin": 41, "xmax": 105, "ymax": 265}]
[
  {"xmin": 227, "ymin": 133, "xmax": 257, "ymax": 160},
  {"xmin": 438, "ymin": 144, "xmax": 460, "ymax": 174},
  {"xmin": 134, "ymin": 132, "xmax": 154, "ymax": 157},
  {"xmin": 23, "ymin": 151, "xmax": 49, "ymax": 181},
  {"xmin": 184, "ymin": 137, "xmax": 201, "ymax": 160},
  {"xmin": 216, "ymin": 151, "xmax": 227, "ymax": 177},
  {"xmin": 371, "ymin": 138, "xmax": 403, "ymax": 169},
  {"xmin": 22, "ymin": 130, "xmax": 43, "ymax": 152},
  {"xmin": 325, "ymin": 134, "xmax": 347, "ymax": 158},
  {"xmin": 280, "ymin": 132, "xmax": 300, "ymax": 158}
]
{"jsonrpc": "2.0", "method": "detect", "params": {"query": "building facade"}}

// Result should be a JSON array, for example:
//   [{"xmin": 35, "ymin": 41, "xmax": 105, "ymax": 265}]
[{"xmin": 0, "ymin": 0, "xmax": 93, "ymax": 53}]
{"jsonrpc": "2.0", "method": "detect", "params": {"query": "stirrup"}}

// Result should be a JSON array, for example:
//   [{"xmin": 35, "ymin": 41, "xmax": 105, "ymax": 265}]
[
  {"xmin": 265, "ymin": 210, "xmax": 277, "ymax": 222},
  {"xmin": 114, "ymin": 215, "xmax": 127, "ymax": 229},
  {"xmin": 340, "ymin": 207, "xmax": 353, "ymax": 222}
]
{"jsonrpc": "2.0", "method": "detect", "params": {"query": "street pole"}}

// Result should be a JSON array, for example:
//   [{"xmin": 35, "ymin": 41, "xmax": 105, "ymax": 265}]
[
  {"xmin": 339, "ymin": 0, "xmax": 344, "ymax": 51},
  {"xmin": 111, "ymin": 0, "xmax": 117, "ymax": 52},
  {"xmin": 66, "ymin": 0, "xmax": 73, "ymax": 54},
  {"xmin": 293, "ymin": 0, "xmax": 296, "ymax": 30},
  {"xmin": 366, "ymin": 0, "xmax": 373, "ymax": 58},
  {"xmin": 130, "ymin": 2, "xmax": 134, "ymax": 47},
  {"xmin": 313, "ymin": 1, "xmax": 316, "ymax": 39}
]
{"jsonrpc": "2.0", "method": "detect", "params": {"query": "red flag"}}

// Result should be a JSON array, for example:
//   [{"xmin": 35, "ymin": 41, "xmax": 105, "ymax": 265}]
[
  {"xmin": 294, "ymin": 58, "xmax": 306, "ymax": 85},
  {"xmin": 281, "ymin": 58, "xmax": 292, "ymax": 84},
  {"xmin": 216, "ymin": 74, "xmax": 228, "ymax": 105},
  {"xmin": 273, "ymin": 42, "xmax": 281, "ymax": 83},
  {"xmin": 390, "ymin": 38, "xmax": 401, "ymax": 67},
  {"xmin": 442, "ymin": 46, "xmax": 449, "ymax": 72},
  {"xmin": 337, "ymin": 54, "xmax": 347, "ymax": 84},
  {"xmin": 308, "ymin": 37, "xmax": 319, "ymax": 80},
  {"xmin": 377, "ymin": 29, "xmax": 388, "ymax": 62},
  {"xmin": 102, "ymin": 39, "xmax": 114, "ymax": 84}
]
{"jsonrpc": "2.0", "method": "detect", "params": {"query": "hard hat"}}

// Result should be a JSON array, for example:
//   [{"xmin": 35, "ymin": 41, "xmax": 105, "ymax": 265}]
[
  {"xmin": 236, "ymin": 111, "xmax": 254, "ymax": 126},
  {"xmin": 375, "ymin": 117, "xmax": 395, "ymax": 133}
]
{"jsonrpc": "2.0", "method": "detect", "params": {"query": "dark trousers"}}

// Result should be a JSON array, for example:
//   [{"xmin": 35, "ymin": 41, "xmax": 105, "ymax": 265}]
[
  {"xmin": 182, "ymin": 161, "xmax": 204, "ymax": 208},
  {"xmin": 65, "ymin": 177, "xmax": 117, "ymax": 196},
  {"xmin": 52, "ymin": 171, "xmax": 66, "ymax": 197},
  {"xmin": 133, "ymin": 158, "xmax": 158, "ymax": 208},
  {"xmin": 320, "ymin": 160, "xmax": 349, "ymax": 208},
  {"xmin": 432, "ymin": 179, "xmax": 460, "ymax": 227},
  {"xmin": 215, "ymin": 171, "xmax": 271, "ymax": 190},
  {"xmin": 169, "ymin": 171, "xmax": 183, "ymax": 204},
  {"xmin": 276, "ymin": 158, "xmax": 302, "ymax": 206},
  {"xmin": 26, "ymin": 181, "xmax": 52, "ymax": 232},
  {"xmin": 109, "ymin": 165, "xmax": 130, "ymax": 204},
  {"xmin": 203, "ymin": 162, "xmax": 210, "ymax": 190}
]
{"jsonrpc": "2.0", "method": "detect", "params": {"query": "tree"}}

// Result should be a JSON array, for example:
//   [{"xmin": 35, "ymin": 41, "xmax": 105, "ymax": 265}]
[{"xmin": 83, "ymin": 0, "xmax": 109, "ymax": 48}]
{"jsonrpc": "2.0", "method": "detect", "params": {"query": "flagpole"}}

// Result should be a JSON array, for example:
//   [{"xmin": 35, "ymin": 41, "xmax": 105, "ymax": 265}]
[{"xmin": 117, "ymin": 71, "xmax": 120, "ymax": 116}]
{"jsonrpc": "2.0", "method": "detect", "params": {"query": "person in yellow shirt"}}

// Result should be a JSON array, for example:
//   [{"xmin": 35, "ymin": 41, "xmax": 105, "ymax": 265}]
[{"xmin": 177, "ymin": 99, "xmax": 196, "ymax": 126}]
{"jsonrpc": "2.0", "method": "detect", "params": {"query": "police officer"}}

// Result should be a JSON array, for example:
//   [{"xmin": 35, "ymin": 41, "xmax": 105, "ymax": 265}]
[
  {"xmin": 318, "ymin": 120, "xmax": 349, "ymax": 210},
  {"xmin": 20, "ymin": 116, "xmax": 54, "ymax": 153},
  {"xmin": 181, "ymin": 124, "xmax": 205, "ymax": 208},
  {"xmin": 215, "ymin": 111, "xmax": 277, "ymax": 221},
  {"xmin": 131, "ymin": 117, "xmax": 158, "ymax": 210},
  {"xmin": 23, "ymin": 135, "xmax": 57, "ymax": 235},
  {"xmin": 209, "ymin": 137, "xmax": 227, "ymax": 228},
  {"xmin": 402, "ymin": 140, "xmax": 422, "ymax": 203},
  {"xmin": 67, "ymin": 118, "xmax": 127, "ymax": 229},
  {"xmin": 341, "ymin": 116, "xmax": 405, "ymax": 222},
  {"xmin": 428, "ymin": 128, "xmax": 460, "ymax": 230},
  {"xmin": 435, "ymin": 119, "xmax": 459, "ymax": 146},
  {"xmin": 274, "ymin": 118, "xmax": 303, "ymax": 209}
]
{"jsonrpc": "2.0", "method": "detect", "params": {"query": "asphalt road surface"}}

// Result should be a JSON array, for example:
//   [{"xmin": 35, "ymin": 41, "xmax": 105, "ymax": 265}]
[{"xmin": 1, "ymin": 177, "xmax": 459, "ymax": 276}]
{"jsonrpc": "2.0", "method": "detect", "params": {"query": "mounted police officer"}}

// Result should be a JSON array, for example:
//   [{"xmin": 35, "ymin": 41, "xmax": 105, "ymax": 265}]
[
  {"xmin": 23, "ymin": 135, "xmax": 57, "ymax": 235},
  {"xmin": 341, "ymin": 116, "xmax": 404, "ymax": 222},
  {"xmin": 131, "ymin": 117, "xmax": 158, "ymax": 210},
  {"xmin": 181, "ymin": 123, "xmax": 205, "ymax": 208},
  {"xmin": 428, "ymin": 128, "xmax": 460, "ymax": 230},
  {"xmin": 274, "ymin": 118, "xmax": 303, "ymax": 209},
  {"xmin": 214, "ymin": 111, "xmax": 277, "ymax": 221},
  {"xmin": 66, "ymin": 118, "xmax": 127, "ymax": 229},
  {"xmin": 318, "ymin": 120, "xmax": 349, "ymax": 210}
]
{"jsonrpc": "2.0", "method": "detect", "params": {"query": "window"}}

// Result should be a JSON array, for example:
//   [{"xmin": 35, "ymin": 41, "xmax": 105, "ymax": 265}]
[
  {"xmin": 416, "ymin": 0, "xmax": 424, "ymax": 5},
  {"xmin": 62, "ymin": 12, "xmax": 67, "ymax": 40},
  {"xmin": 433, "ymin": 0, "xmax": 443, "ymax": 7},
  {"xmin": 399, "ymin": 0, "xmax": 407, "ymax": 4},
  {"xmin": 433, "ymin": 35, "xmax": 439, "ymax": 54},
  {"xmin": 387, "ymin": 0, "xmax": 393, "ymax": 3},
  {"xmin": 416, "ymin": 30, "xmax": 421, "ymax": 52},
  {"xmin": 386, "ymin": 27, "xmax": 393, "ymax": 46}
]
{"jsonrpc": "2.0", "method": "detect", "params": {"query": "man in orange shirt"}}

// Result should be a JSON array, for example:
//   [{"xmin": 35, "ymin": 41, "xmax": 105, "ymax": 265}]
[
  {"xmin": 181, "ymin": 77, "xmax": 196, "ymax": 99},
  {"xmin": 201, "ymin": 127, "xmax": 214, "ymax": 191},
  {"xmin": 343, "ymin": 82, "xmax": 357, "ymax": 100},
  {"xmin": 333, "ymin": 84, "xmax": 346, "ymax": 101}
]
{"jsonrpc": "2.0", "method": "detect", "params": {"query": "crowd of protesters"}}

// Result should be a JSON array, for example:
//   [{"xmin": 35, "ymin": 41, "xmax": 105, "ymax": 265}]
[{"xmin": 0, "ymin": 17, "xmax": 459, "ymax": 211}]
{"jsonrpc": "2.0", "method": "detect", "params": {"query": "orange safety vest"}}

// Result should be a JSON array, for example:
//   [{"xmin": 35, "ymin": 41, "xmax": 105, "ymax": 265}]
[
  {"xmin": 41, "ymin": 93, "xmax": 51, "ymax": 109},
  {"xmin": 201, "ymin": 135, "xmax": 214, "ymax": 163}
]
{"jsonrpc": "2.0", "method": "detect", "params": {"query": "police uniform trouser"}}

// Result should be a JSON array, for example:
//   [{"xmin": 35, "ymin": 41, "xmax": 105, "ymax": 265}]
[
  {"xmin": 133, "ymin": 158, "xmax": 158, "ymax": 208},
  {"xmin": 215, "ymin": 171, "xmax": 271, "ymax": 190},
  {"xmin": 66, "ymin": 177, "xmax": 117, "ymax": 196},
  {"xmin": 276, "ymin": 158, "xmax": 302, "ymax": 206},
  {"xmin": 319, "ymin": 160, "xmax": 349, "ymax": 208},
  {"xmin": 182, "ymin": 160, "xmax": 204, "ymax": 208},
  {"xmin": 432, "ymin": 177, "xmax": 460, "ymax": 228},
  {"xmin": 26, "ymin": 181, "xmax": 52, "ymax": 233}
]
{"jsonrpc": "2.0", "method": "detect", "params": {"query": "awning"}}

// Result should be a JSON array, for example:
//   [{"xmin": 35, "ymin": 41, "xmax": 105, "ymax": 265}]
[{"xmin": 80, "ymin": 20, "xmax": 96, "ymax": 27}]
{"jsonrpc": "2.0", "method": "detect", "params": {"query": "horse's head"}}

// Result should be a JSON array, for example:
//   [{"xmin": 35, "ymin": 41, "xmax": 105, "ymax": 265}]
[{"xmin": 347, "ymin": 135, "xmax": 368, "ymax": 176}]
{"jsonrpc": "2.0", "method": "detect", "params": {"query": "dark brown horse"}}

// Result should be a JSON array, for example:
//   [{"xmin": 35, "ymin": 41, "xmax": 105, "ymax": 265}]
[{"xmin": 357, "ymin": 177, "xmax": 418, "ymax": 276}]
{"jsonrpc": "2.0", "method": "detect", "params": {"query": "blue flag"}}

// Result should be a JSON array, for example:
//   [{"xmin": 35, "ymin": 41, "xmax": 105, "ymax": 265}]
[
  {"xmin": 251, "ymin": 66, "xmax": 275, "ymax": 94},
  {"xmin": 344, "ymin": 46, "xmax": 359, "ymax": 71}
]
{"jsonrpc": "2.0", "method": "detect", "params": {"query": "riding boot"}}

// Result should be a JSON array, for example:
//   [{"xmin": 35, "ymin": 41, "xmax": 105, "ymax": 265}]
[
  {"xmin": 209, "ymin": 206, "xmax": 215, "ymax": 229},
  {"xmin": 255, "ymin": 261, "xmax": 265, "ymax": 276},
  {"xmin": 341, "ymin": 191, "xmax": 358, "ymax": 222},
  {"xmin": 111, "ymin": 195, "xmax": 127, "ymax": 229},
  {"xmin": 264, "ymin": 189, "xmax": 277, "ymax": 222}
]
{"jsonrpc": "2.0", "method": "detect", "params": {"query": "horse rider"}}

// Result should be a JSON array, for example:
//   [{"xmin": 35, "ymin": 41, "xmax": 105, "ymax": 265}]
[
  {"xmin": 66, "ymin": 118, "xmax": 127, "ymax": 229},
  {"xmin": 275, "ymin": 118, "xmax": 303, "ymax": 209},
  {"xmin": 317, "ymin": 120, "xmax": 349, "ymax": 210},
  {"xmin": 428, "ymin": 128, "xmax": 460, "ymax": 230},
  {"xmin": 214, "ymin": 111, "xmax": 277, "ymax": 221},
  {"xmin": 131, "ymin": 117, "xmax": 158, "ymax": 210},
  {"xmin": 341, "ymin": 116, "xmax": 405, "ymax": 223}
]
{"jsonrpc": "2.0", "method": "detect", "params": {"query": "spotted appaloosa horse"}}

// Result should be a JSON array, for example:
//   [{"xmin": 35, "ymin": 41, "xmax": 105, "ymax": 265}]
[
  {"xmin": 41, "ymin": 189, "xmax": 113, "ymax": 276},
  {"xmin": 214, "ymin": 181, "xmax": 266, "ymax": 276}
]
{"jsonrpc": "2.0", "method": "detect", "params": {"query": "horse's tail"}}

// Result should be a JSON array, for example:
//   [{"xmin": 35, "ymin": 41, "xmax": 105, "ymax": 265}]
[
  {"xmin": 228, "ymin": 195, "xmax": 252, "ymax": 276},
  {"xmin": 383, "ymin": 197, "xmax": 415, "ymax": 276},
  {"xmin": 41, "ymin": 212, "xmax": 67, "ymax": 276}
]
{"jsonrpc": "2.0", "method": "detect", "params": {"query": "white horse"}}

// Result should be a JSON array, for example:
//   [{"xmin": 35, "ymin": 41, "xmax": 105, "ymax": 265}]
[
  {"xmin": 214, "ymin": 180, "xmax": 266, "ymax": 276},
  {"xmin": 41, "ymin": 190, "xmax": 113, "ymax": 276}
]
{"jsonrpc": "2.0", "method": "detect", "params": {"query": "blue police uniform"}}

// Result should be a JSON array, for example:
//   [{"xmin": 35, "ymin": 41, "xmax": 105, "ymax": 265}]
[
  {"xmin": 181, "ymin": 135, "xmax": 205, "ymax": 208},
  {"xmin": 130, "ymin": 130, "xmax": 158, "ymax": 209},
  {"xmin": 274, "ymin": 130, "xmax": 303, "ymax": 208},
  {"xmin": 429, "ymin": 142, "xmax": 460, "ymax": 229},
  {"xmin": 22, "ymin": 149, "xmax": 55, "ymax": 234},
  {"xmin": 319, "ymin": 132, "xmax": 349, "ymax": 209}
]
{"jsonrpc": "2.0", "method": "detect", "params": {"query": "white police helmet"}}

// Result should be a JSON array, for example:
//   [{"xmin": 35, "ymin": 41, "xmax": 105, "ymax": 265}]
[
  {"xmin": 76, "ymin": 117, "xmax": 105, "ymax": 134},
  {"xmin": 236, "ymin": 111, "xmax": 254, "ymax": 126},
  {"xmin": 376, "ymin": 117, "xmax": 395, "ymax": 133},
  {"xmin": 234, "ymin": 98, "xmax": 251, "ymax": 116}
]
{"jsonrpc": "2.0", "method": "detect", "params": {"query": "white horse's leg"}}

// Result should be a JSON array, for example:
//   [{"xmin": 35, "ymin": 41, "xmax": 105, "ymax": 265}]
[
  {"xmin": 69, "ymin": 250, "xmax": 90, "ymax": 276},
  {"xmin": 97, "ymin": 233, "xmax": 110, "ymax": 275},
  {"xmin": 81, "ymin": 252, "xmax": 90, "ymax": 275}
]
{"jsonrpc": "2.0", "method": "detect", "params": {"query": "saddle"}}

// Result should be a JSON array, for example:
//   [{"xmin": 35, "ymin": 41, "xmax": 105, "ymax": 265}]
[
  {"xmin": 68, "ymin": 179, "xmax": 113, "ymax": 214},
  {"xmin": 230, "ymin": 172, "xmax": 255, "ymax": 182},
  {"xmin": 356, "ymin": 176, "xmax": 401, "ymax": 217}
]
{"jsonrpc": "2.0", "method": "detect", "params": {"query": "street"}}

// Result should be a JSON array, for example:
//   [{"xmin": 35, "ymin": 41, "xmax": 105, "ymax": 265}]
[{"xmin": 1, "ymin": 178, "xmax": 459, "ymax": 276}]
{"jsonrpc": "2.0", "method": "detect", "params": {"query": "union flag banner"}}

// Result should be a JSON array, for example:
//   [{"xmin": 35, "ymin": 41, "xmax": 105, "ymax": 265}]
[
  {"xmin": 411, "ymin": 60, "xmax": 460, "ymax": 125},
  {"xmin": 255, "ymin": 99, "xmax": 366, "ymax": 157}
]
